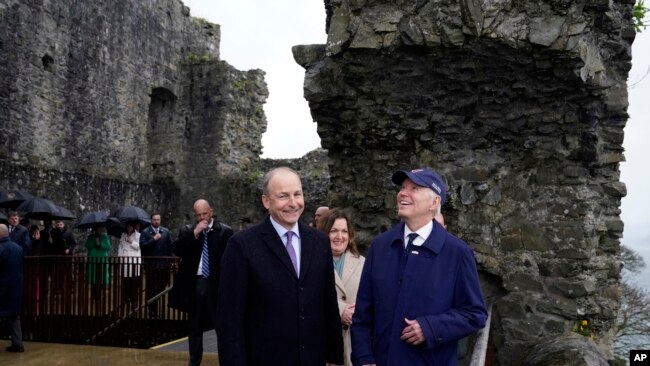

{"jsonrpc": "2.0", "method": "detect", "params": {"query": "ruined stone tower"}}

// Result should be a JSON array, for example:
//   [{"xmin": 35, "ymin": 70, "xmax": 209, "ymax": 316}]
[{"xmin": 294, "ymin": 0, "xmax": 634, "ymax": 364}]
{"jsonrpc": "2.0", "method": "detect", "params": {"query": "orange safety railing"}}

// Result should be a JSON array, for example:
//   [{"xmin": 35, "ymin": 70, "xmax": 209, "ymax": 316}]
[{"xmin": 21, "ymin": 256, "xmax": 188, "ymax": 348}]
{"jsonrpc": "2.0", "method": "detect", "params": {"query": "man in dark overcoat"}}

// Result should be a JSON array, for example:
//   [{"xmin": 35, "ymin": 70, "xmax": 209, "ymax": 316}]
[
  {"xmin": 217, "ymin": 167, "xmax": 343, "ymax": 366},
  {"xmin": 170, "ymin": 199, "xmax": 233, "ymax": 366},
  {"xmin": 7, "ymin": 211, "xmax": 30, "ymax": 255},
  {"xmin": 0, "ymin": 223, "xmax": 25, "ymax": 352},
  {"xmin": 140, "ymin": 213, "xmax": 173, "ymax": 317}
]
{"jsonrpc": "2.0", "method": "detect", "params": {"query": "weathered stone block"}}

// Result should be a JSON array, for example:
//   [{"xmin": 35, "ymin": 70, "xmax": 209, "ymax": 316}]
[
  {"xmin": 548, "ymin": 278, "xmax": 596, "ymax": 298},
  {"xmin": 529, "ymin": 16, "xmax": 565, "ymax": 47},
  {"xmin": 504, "ymin": 272, "xmax": 544, "ymax": 292},
  {"xmin": 537, "ymin": 294, "xmax": 578, "ymax": 318}
]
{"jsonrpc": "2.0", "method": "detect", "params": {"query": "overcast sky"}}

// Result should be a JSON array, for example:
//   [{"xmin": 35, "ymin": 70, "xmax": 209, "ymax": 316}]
[{"xmin": 181, "ymin": 0, "xmax": 650, "ymax": 241}]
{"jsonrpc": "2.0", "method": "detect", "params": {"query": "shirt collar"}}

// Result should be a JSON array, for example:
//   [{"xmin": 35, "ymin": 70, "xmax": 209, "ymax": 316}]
[
  {"xmin": 269, "ymin": 216, "xmax": 300, "ymax": 239},
  {"xmin": 404, "ymin": 220, "xmax": 433, "ymax": 247}
]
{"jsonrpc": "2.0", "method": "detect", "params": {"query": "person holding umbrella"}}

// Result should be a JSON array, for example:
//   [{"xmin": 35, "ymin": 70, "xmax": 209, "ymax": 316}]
[
  {"xmin": 118, "ymin": 221, "xmax": 141, "ymax": 305},
  {"xmin": 85, "ymin": 225, "xmax": 111, "ymax": 301},
  {"xmin": 49, "ymin": 220, "xmax": 77, "ymax": 255}
]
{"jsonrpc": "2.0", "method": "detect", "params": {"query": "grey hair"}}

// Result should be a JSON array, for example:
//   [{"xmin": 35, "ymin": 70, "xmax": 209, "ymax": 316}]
[
  {"xmin": 0, "ymin": 223, "xmax": 8, "ymax": 238},
  {"xmin": 262, "ymin": 167, "xmax": 300, "ymax": 195},
  {"xmin": 428, "ymin": 190, "xmax": 441, "ymax": 216}
]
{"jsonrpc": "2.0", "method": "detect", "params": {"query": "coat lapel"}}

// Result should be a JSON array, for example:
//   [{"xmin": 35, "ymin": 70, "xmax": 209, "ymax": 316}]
[
  {"xmin": 334, "ymin": 267, "xmax": 346, "ymax": 296},
  {"xmin": 261, "ymin": 216, "xmax": 299, "ymax": 279},
  {"xmin": 341, "ymin": 253, "xmax": 357, "ymax": 288}
]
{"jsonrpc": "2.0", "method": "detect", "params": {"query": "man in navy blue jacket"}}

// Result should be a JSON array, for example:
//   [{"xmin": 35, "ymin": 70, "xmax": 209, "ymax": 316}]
[
  {"xmin": 351, "ymin": 168, "xmax": 487, "ymax": 366},
  {"xmin": 0, "ymin": 223, "xmax": 25, "ymax": 352}
]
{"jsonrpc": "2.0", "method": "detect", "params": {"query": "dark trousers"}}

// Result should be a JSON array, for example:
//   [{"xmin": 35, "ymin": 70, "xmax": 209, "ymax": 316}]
[
  {"xmin": 1, "ymin": 315, "xmax": 22, "ymax": 347},
  {"xmin": 188, "ymin": 277, "xmax": 217, "ymax": 366}
]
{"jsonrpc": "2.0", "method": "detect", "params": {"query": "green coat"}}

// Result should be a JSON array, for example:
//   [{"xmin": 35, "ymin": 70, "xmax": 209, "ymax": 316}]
[{"xmin": 85, "ymin": 233, "xmax": 111, "ymax": 284}]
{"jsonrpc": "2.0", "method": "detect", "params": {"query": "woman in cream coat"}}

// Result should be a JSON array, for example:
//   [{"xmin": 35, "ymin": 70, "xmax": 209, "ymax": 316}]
[
  {"xmin": 320, "ymin": 208, "xmax": 365, "ymax": 366},
  {"xmin": 118, "ymin": 221, "xmax": 141, "ymax": 304}
]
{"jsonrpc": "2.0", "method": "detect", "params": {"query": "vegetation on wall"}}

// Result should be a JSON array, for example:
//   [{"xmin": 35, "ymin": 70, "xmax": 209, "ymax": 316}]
[
  {"xmin": 635, "ymin": 0, "xmax": 649, "ymax": 32},
  {"xmin": 187, "ymin": 52, "xmax": 211, "ymax": 63}
]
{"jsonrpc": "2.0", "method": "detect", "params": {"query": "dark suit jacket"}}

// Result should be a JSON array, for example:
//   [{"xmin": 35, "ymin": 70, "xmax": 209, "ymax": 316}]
[
  {"xmin": 0, "ymin": 236, "xmax": 24, "ymax": 317},
  {"xmin": 169, "ymin": 218, "xmax": 233, "ymax": 313},
  {"xmin": 49, "ymin": 227, "xmax": 76, "ymax": 255},
  {"xmin": 140, "ymin": 225, "xmax": 172, "ymax": 268},
  {"xmin": 216, "ymin": 215, "xmax": 344, "ymax": 366},
  {"xmin": 9, "ymin": 224, "xmax": 31, "ymax": 255}
]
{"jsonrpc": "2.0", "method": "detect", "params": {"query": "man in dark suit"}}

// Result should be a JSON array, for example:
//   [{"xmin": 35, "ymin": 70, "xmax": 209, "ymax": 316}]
[
  {"xmin": 217, "ymin": 167, "xmax": 343, "ymax": 366},
  {"xmin": 170, "ymin": 199, "xmax": 233, "ymax": 366},
  {"xmin": 140, "ymin": 213, "xmax": 173, "ymax": 317},
  {"xmin": 0, "ymin": 223, "xmax": 25, "ymax": 352},
  {"xmin": 7, "ymin": 212, "xmax": 30, "ymax": 255}
]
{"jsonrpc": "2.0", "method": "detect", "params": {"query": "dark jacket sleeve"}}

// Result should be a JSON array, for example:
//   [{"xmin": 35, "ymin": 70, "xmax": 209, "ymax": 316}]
[
  {"xmin": 139, "ymin": 229, "xmax": 156, "ymax": 251},
  {"xmin": 172, "ymin": 224, "xmax": 199, "ymax": 258},
  {"xmin": 418, "ymin": 247, "xmax": 487, "ymax": 349},
  {"xmin": 64, "ymin": 230, "xmax": 77, "ymax": 252}
]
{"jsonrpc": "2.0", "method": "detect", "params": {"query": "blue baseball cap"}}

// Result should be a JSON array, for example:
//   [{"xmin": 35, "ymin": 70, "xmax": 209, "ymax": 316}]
[{"xmin": 392, "ymin": 168, "xmax": 447, "ymax": 205}]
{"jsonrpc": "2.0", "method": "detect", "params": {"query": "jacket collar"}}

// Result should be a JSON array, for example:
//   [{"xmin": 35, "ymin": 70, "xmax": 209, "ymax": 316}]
[
  {"xmin": 260, "ymin": 215, "xmax": 313, "ymax": 281},
  {"xmin": 389, "ymin": 221, "xmax": 446, "ymax": 254}
]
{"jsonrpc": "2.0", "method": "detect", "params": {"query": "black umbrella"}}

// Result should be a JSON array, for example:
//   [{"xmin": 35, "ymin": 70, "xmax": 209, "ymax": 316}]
[
  {"xmin": 0, "ymin": 189, "xmax": 34, "ymax": 209},
  {"xmin": 109, "ymin": 206, "xmax": 151, "ymax": 225},
  {"xmin": 75, "ymin": 211, "xmax": 110, "ymax": 230},
  {"xmin": 16, "ymin": 197, "xmax": 76, "ymax": 221},
  {"xmin": 106, "ymin": 217, "xmax": 127, "ymax": 238},
  {"xmin": 53, "ymin": 205, "xmax": 76, "ymax": 220}
]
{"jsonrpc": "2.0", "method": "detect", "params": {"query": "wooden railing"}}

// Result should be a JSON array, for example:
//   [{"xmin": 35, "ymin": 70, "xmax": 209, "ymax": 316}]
[{"xmin": 21, "ymin": 256, "xmax": 188, "ymax": 348}]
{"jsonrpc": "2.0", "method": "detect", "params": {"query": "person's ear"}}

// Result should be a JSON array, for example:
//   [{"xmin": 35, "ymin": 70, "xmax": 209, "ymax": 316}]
[{"xmin": 262, "ymin": 195, "xmax": 270, "ymax": 210}]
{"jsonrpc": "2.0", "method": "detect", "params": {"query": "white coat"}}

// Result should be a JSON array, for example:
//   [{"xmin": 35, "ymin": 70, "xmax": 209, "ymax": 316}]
[{"xmin": 118, "ymin": 231, "xmax": 141, "ymax": 277}]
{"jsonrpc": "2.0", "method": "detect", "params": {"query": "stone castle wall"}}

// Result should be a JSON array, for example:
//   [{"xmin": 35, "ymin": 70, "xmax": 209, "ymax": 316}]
[
  {"xmin": 0, "ymin": 0, "xmax": 273, "ymax": 231},
  {"xmin": 295, "ymin": 0, "xmax": 634, "ymax": 364},
  {"xmin": 0, "ymin": 0, "xmax": 218, "ymax": 180}
]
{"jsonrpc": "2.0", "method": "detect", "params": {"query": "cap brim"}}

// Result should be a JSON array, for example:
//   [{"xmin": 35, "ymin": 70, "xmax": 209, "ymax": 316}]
[{"xmin": 391, "ymin": 170, "xmax": 431, "ymax": 188}]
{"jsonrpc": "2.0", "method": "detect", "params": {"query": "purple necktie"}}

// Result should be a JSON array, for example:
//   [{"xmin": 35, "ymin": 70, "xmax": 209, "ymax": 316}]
[{"xmin": 285, "ymin": 231, "xmax": 298, "ymax": 275}]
